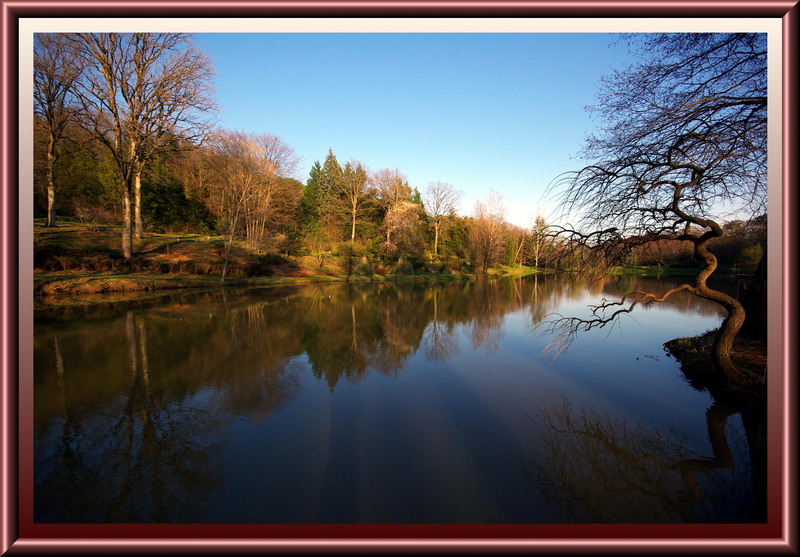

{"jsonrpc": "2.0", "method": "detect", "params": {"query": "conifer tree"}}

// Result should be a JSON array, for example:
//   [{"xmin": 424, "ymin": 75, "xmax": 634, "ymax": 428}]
[
  {"xmin": 300, "ymin": 160, "xmax": 322, "ymax": 230},
  {"xmin": 316, "ymin": 149, "xmax": 345, "ymax": 237}
]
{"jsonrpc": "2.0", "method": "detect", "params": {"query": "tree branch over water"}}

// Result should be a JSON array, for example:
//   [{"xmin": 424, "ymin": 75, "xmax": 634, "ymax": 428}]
[{"xmin": 541, "ymin": 33, "xmax": 767, "ymax": 388}]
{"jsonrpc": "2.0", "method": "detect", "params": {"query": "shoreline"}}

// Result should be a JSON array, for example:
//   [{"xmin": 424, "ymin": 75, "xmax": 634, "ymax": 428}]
[
  {"xmin": 33, "ymin": 271, "xmax": 484, "ymax": 303},
  {"xmin": 31, "ymin": 263, "xmax": 739, "ymax": 302}
]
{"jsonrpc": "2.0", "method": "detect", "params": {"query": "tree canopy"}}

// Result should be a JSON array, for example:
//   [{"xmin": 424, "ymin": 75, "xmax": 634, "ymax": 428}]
[
  {"xmin": 546, "ymin": 33, "xmax": 768, "ymax": 388},
  {"xmin": 558, "ymin": 33, "xmax": 766, "ymax": 238}
]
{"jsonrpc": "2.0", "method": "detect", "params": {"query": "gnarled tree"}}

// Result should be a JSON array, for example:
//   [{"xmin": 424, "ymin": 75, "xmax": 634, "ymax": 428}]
[{"xmin": 545, "ymin": 33, "xmax": 767, "ymax": 387}]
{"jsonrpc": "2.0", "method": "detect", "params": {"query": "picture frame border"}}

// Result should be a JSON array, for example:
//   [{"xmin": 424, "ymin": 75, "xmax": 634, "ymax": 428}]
[{"xmin": 2, "ymin": 1, "xmax": 796, "ymax": 554}]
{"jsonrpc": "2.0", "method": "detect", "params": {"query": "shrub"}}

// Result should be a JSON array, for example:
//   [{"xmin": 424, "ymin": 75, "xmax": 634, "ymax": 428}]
[
  {"xmin": 245, "ymin": 254, "xmax": 284, "ymax": 277},
  {"xmin": 338, "ymin": 241, "xmax": 362, "ymax": 277},
  {"xmin": 353, "ymin": 256, "xmax": 373, "ymax": 277},
  {"xmin": 392, "ymin": 257, "xmax": 415, "ymax": 276},
  {"xmin": 72, "ymin": 198, "xmax": 117, "ymax": 225}
]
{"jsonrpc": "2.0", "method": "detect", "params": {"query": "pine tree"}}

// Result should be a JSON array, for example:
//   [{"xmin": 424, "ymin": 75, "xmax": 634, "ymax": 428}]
[
  {"xmin": 317, "ymin": 149, "xmax": 345, "ymax": 236},
  {"xmin": 300, "ymin": 160, "xmax": 322, "ymax": 230}
]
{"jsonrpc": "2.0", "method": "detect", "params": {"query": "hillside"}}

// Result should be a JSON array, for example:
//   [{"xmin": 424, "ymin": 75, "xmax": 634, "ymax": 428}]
[{"xmin": 32, "ymin": 219, "xmax": 483, "ymax": 296}]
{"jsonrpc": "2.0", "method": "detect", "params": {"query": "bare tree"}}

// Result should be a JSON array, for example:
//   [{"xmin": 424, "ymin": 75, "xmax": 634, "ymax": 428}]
[
  {"xmin": 208, "ymin": 131, "xmax": 261, "ymax": 282},
  {"xmin": 70, "ymin": 33, "xmax": 216, "ymax": 257},
  {"xmin": 469, "ymin": 190, "xmax": 507, "ymax": 274},
  {"xmin": 372, "ymin": 168, "xmax": 412, "ymax": 250},
  {"xmin": 257, "ymin": 133, "xmax": 301, "ymax": 180},
  {"xmin": 34, "ymin": 34, "xmax": 84, "ymax": 227},
  {"xmin": 545, "ymin": 33, "xmax": 767, "ymax": 387},
  {"xmin": 507, "ymin": 224, "xmax": 529, "ymax": 267},
  {"xmin": 341, "ymin": 160, "xmax": 371, "ymax": 242},
  {"xmin": 422, "ymin": 181, "xmax": 462, "ymax": 257},
  {"xmin": 383, "ymin": 200, "xmax": 423, "ymax": 259},
  {"xmin": 243, "ymin": 133, "xmax": 301, "ymax": 251},
  {"xmin": 530, "ymin": 216, "xmax": 550, "ymax": 269},
  {"xmin": 206, "ymin": 130, "xmax": 300, "ymax": 277},
  {"xmin": 172, "ymin": 146, "xmax": 212, "ymax": 202}
]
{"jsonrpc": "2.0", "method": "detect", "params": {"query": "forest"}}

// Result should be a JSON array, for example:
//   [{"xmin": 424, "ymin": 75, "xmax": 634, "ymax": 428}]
[{"xmin": 33, "ymin": 33, "xmax": 766, "ymax": 285}]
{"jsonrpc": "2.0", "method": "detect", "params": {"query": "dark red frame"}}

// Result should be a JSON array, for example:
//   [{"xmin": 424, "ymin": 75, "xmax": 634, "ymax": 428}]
[{"xmin": 2, "ymin": 1, "xmax": 796, "ymax": 554}]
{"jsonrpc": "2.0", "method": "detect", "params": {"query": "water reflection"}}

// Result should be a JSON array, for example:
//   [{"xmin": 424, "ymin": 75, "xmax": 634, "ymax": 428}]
[
  {"xmin": 515, "ymin": 391, "xmax": 765, "ymax": 523},
  {"xmin": 33, "ymin": 274, "xmax": 758, "ymax": 523},
  {"xmin": 35, "ymin": 312, "xmax": 222, "ymax": 522}
]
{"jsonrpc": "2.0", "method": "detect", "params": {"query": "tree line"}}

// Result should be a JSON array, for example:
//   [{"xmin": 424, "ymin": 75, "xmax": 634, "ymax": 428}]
[
  {"xmin": 34, "ymin": 31, "xmax": 763, "ymax": 279},
  {"xmin": 34, "ymin": 33, "xmax": 570, "ymax": 275}
]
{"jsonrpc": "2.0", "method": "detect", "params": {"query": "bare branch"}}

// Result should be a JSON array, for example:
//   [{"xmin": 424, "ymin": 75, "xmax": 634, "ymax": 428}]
[{"xmin": 539, "ymin": 284, "xmax": 696, "ymax": 358}]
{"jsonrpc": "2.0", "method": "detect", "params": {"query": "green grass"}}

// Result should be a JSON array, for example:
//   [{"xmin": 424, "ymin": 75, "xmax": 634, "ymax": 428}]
[
  {"xmin": 44, "ymin": 220, "xmax": 734, "ymax": 298},
  {"xmin": 33, "ymin": 220, "xmax": 484, "ymax": 297},
  {"xmin": 488, "ymin": 264, "xmax": 540, "ymax": 277},
  {"xmin": 608, "ymin": 265, "xmax": 701, "ymax": 276}
]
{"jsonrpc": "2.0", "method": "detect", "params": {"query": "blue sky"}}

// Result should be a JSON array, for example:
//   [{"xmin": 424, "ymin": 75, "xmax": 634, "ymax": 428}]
[{"xmin": 192, "ymin": 33, "xmax": 632, "ymax": 227}]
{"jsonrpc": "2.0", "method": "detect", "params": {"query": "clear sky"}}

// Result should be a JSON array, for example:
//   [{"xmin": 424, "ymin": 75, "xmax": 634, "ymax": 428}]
[{"xmin": 192, "ymin": 32, "xmax": 632, "ymax": 228}]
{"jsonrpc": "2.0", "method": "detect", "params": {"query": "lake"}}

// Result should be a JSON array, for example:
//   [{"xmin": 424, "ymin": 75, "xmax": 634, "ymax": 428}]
[{"xmin": 32, "ymin": 274, "xmax": 765, "ymax": 523}]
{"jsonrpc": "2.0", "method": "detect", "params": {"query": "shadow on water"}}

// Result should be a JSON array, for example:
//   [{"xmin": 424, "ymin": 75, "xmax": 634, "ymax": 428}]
[
  {"xmin": 514, "ymin": 390, "xmax": 766, "ymax": 523},
  {"xmin": 33, "ymin": 274, "xmax": 763, "ymax": 523}
]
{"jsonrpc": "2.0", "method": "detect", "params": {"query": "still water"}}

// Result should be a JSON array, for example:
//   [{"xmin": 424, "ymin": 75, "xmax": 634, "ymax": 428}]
[{"xmin": 33, "ymin": 275, "xmax": 765, "ymax": 523}]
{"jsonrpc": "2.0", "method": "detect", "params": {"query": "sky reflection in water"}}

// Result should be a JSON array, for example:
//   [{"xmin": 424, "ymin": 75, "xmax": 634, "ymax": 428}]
[{"xmin": 33, "ymin": 275, "xmax": 763, "ymax": 523}]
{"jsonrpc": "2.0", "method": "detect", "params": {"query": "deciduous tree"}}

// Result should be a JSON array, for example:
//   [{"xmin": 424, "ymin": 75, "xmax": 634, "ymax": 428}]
[
  {"xmin": 530, "ymin": 216, "xmax": 550, "ymax": 269},
  {"xmin": 422, "ymin": 181, "xmax": 462, "ymax": 258},
  {"xmin": 341, "ymin": 160, "xmax": 371, "ymax": 242},
  {"xmin": 70, "ymin": 33, "xmax": 215, "ymax": 257},
  {"xmin": 208, "ymin": 131, "xmax": 262, "ymax": 281},
  {"xmin": 34, "ymin": 34, "xmax": 83, "ymax": 227},
  {"xmin": 372, "ymin": 168, "xmax": 412, "ymax": 250},
  {"xmin": 545, "ymin": 33, "xmax": 767, "ymax": 387},
  {"xmin": 470, "ymin": 190, "xmax": 507, "ymax": 274}
]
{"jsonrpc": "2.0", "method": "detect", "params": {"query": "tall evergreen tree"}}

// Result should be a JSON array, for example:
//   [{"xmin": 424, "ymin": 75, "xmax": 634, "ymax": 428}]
[
  {"xmin": 317, "ymin": 149, "xmax": 345, "ymax": 237},
  {"xmin": 300, "ymin": 160, "xmax": 322, "ymax": 230}
]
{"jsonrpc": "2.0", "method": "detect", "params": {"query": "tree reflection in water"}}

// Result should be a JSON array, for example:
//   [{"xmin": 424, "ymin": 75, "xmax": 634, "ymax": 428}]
[
  {"xmin": 515, "ymin": 390, "xmax": 765, "ymax": 523},
  {"xmin": 33, "ymin": 275, "xmax": 758, "ymax": 523},
  {"xmin": 35, "ymin": 312, "xmax": 224, "ymax": 522}
]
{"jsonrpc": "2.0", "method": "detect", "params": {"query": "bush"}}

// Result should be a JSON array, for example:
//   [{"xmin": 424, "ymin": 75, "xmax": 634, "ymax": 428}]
[
  {"xmin": 245, "ymin": 254, "xmax": 285, "ymax": 277},
  {"xmin": 338, "ymin": 241, "xmax": 362, "ymax": 276},
  {"xmin": 72, "ymin": 198, "xmax": 117, "ymax": 225},
  {"xmin": 446, "ymin": 256, "xmax": 468, "ymax": 273},
  {"xmin": 34, "ymin": 245, "xmax": 63, "ymax": 271},
  {"xmin": 392, "ymin": 257, "xmax": 415, "ymax": 276},
  {"xmin": 353, "ymin": 256, "xmax": 373, "ymax": 277},
  {"xmin": 427, "ymin": 261, "xmax": 450, "ymax": 274}
]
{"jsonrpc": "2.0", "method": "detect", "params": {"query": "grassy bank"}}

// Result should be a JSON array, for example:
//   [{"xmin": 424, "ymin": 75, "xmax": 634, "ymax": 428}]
[
  {"xmin": 609, "ymin": 264, "xmax": 699, "ymax": 277},
  {"xmin": 33, "ymin": 219, "xmax": 492, "ymax": 297},
  {"xmin": 664, "ymin": 330, "xmax": 767, "ymax": 400},
  {"xmin": 608, "ymin": 263, "xmax": 750, "ymax": 278},
  {"xmin": 36, "ymin": 220, "xmax": 731, "ymax": 299}
]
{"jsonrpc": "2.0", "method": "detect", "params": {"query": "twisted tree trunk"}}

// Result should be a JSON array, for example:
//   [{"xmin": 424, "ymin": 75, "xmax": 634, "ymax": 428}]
[{"xmin": 692, "ymin": 234, "xmax": 749, "ymax": 385}]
